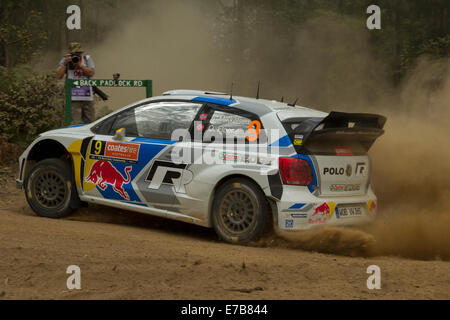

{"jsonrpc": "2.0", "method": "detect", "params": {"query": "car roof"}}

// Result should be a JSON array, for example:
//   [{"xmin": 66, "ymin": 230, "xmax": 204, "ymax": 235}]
[
  {"xmin": 89, "ymin": 89, "xmax": 328, "ymax": 129},
  {"xmin": 160, "ymin": 89, "xmax": 328, "ymax": 118}
]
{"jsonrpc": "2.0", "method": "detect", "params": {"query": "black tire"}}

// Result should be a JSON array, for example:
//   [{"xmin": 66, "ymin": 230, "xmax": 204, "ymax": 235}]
[
  {"xmin": 24, "ymin": 158, "xmax": 77, "ymax": 218},
  {"xmin": 212, "ymin": 178, "xmax": 269, "ymax": 244}
]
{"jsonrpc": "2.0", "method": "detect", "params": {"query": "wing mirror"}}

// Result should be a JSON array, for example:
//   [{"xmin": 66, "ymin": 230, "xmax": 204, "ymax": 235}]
[{"xmin": 113, "ymin": 128, "xmax": 126, "ymax": 141}]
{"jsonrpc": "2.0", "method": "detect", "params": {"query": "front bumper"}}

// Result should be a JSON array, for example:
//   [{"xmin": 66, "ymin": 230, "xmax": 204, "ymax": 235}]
[
  {"xmin": 16, "ymin": 152, "xmax": 27, "ymax": 190},
  {"xmin": 275, "ymin": 185, "xmax": 377, "ymax": 232}
]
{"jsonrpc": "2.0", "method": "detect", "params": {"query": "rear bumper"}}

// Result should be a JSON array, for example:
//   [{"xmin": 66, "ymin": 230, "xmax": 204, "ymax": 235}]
[{"xmin": 275, "ymin": 185, "xmax": 377, "ymax": 231}]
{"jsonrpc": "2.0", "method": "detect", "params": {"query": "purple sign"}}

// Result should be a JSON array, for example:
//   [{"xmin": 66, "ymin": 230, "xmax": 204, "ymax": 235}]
[{"xmin": 72, "ymin": 86, "xmax": 93, "ymax": 101}]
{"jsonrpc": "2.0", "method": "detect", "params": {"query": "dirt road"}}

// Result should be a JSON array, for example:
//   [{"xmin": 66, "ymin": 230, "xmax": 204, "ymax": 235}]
[{"xmin": 0, "ymin": 169, "xmax": 448, "ymax": 300}]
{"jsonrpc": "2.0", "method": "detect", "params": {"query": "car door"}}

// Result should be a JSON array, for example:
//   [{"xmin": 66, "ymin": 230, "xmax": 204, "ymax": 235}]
[
  {"xmin": 166, "ymin": 104, "xmax": 266, "ymax": 214},
  {"xmin": 82, "ymin": 101, "xmax": 203, "ymax": 209}
]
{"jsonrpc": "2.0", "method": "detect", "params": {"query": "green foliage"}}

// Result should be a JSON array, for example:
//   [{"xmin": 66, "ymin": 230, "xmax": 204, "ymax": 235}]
[
  {"xmin": 0, "ymin": 1, "xmax": 48, "ymax": 67},
  {"xmin": 0, "ymin": 2, "xmax": 63, "ymax": 149},
  {"xmin": 0, "ymin": 66, "xmax": 64, "ymax": 147},
  {"xmin": 215, "ymin": 0, "xmax": 449, "ymax": 84}
]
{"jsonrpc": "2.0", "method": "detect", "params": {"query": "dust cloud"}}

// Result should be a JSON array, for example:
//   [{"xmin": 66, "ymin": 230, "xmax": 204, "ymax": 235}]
[
  {"xmin": 52, "ymin": 1, "xmax": 449, "ymax": 260},
  {"xmin": 274, "ymin": 57, "xmax": 450, "ymax": 261},
  {"xmin": 365, "ymin": 65, "xmax": 450, "ymax": 260},
  {"xmin": 89, "ymin": 0, "xmax": 231, "ymax": 110}
]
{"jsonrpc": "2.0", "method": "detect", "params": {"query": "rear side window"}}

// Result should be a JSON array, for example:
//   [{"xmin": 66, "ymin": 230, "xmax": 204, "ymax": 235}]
[
  {"xmin": 199, "ymin": 107, "xmax": 265, "ymax": 143},
  {"xmin": 208, "ymin": 111, "xmax": 252, "ymax": 141}
]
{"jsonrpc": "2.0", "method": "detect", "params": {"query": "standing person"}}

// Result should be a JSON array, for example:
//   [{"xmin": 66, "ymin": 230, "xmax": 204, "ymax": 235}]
[{"xmin": 56, "ymin": 42, "xmax": 96, "ymax": 124}]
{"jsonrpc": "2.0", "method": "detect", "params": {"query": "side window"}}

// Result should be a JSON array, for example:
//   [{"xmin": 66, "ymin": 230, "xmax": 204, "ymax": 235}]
[
  {"xmin": 110, "ymin": 109, "xmax": 138, "ymax": 137},
  {"xmin": 92, "ymin": 115, "xmax": 116, "ymax": 135},
  {"xmin": 110, "ymin": 102, "xmax": 202, "ymax": 139},
  {"xmin": 205, "ymin": 110, "xmax": 262, "ymax": 143}
]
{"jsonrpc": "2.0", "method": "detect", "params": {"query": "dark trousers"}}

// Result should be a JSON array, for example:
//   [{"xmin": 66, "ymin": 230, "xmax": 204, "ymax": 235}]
[{"xmin": 71, "ymin": 101, "xmax": 95, "ymax": 125}]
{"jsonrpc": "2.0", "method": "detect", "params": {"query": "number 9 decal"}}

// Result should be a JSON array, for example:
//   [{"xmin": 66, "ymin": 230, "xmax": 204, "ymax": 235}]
[
  {"xmin": 94, "ymin": 140, "xmax": 102, "ymax": 155},
  {"xmin": 247, "ymin": 120, "xmax": 261, "ymax": 142}
]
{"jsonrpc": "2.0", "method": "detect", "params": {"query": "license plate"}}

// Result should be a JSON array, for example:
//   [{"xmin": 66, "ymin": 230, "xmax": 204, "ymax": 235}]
[{"xmin": 337, "ymin": 205, "xmax": 363, "ymax": 218}]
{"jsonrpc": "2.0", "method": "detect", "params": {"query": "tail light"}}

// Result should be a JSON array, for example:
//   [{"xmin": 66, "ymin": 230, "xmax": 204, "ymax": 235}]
[{"xmin": 279, "ymin": 157, "xmax": 314, "ymax": 186}]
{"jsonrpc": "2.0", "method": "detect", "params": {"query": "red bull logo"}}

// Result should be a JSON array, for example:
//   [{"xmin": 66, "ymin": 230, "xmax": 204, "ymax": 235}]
[
  {"xmin": 367, "ymin": 200, "xmax": 377, "ymax": 216},
  {"xmin": 85, "ymin": 161, "xmax": 132, "ymax": 200},
  {"xmin": 312, "ymin": 202, "xmax": 330, "ymax": 216}
]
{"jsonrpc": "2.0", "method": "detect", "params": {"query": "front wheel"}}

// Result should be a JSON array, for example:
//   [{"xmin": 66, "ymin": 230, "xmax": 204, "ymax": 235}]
[
  {"xmin": 212, "ymin": 178, "xmax": 269, "ymax": 244},
  {"xmin": 25, "ymin": 158, "xmax": 76, "ymax": 218}
]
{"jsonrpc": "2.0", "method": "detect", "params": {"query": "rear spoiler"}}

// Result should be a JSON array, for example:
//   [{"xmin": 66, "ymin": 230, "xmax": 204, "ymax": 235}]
[
  {"xmin": 287, "ymin": 111, "xmax": 387, "ymax": 154},
  {"xmin": 312, "ymin": 111, "xmax": 386, "ymax": 133}
]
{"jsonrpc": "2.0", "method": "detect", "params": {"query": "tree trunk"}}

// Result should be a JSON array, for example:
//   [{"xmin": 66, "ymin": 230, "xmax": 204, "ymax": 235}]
[{"xmin": 0, "ymin": 1, "xmax": 8, "ymax": 67}]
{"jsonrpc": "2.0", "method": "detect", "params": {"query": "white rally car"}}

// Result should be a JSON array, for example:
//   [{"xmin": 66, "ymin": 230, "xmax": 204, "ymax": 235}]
[{"xmin": 17, "ymin": 90, "xmax": 386, "ymax": 244}]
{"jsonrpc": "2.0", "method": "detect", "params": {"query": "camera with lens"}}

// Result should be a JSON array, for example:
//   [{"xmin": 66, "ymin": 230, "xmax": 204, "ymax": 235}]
[{"xmin": 71, "ymin": 53, "xmax": 80, "ymax": 64}]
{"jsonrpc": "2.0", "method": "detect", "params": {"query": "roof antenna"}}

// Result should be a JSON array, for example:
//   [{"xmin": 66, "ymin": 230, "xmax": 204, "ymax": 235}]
[
  {"xmin": 256, "ymin": 81, "xmax": 261, "ymax": 99},
  {"xmin": 288, "ymin": 98, "xmax": 299, "ymax": 107},
  {"xmin": 229, "ymin": 82, "xmax": 234, "ymax": 100}
]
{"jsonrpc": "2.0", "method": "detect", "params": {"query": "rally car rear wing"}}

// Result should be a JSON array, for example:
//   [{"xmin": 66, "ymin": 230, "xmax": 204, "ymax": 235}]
[{"xmin": 283, "ymin": 111, "xmax": 387, "ymax": 155}]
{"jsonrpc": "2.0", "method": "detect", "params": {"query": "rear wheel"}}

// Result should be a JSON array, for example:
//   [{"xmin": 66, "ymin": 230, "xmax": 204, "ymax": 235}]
[
  {"xmin": 25, "ymin": 158, "xmax": 76, "ymax": 218},
  {"xmin": 212, "ymin": 178, "xmax": 269, "ymax": 244}
]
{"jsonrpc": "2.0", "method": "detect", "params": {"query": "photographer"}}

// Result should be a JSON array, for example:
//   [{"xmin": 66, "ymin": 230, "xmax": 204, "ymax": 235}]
[{"xmin": 56, "ymin": 42, "xmax": 96, "ymax": 124}]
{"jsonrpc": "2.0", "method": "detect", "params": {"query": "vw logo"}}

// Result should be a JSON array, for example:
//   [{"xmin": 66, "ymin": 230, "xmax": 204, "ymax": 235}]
[{"xmin": 346, "ymin": 164, "xmax": 352, "ymax": 177}]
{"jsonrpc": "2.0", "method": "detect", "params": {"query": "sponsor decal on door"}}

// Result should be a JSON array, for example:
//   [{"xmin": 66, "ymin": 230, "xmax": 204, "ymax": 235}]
[
  {"xmin": 89, "ymin": 140, "xmax": 140, "ymax": 164},
  {"xmin": 85, "ymin": 161, "xmax": 132, "ymax": 200}
]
